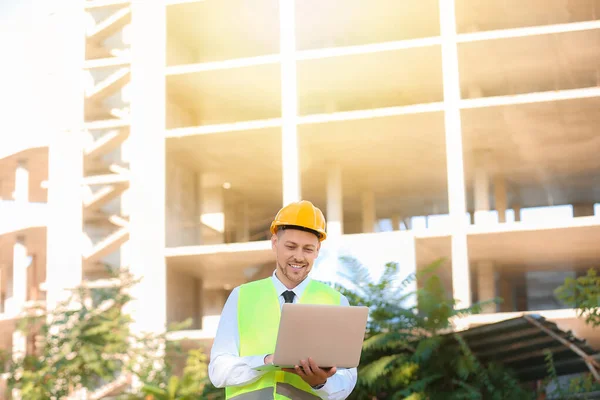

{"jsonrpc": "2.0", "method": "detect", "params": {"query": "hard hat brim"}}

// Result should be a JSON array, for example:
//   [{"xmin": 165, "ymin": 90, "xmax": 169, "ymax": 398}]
[{"xmin": 270, "ymin": 222, "xmax": 327, "ymax": 241}]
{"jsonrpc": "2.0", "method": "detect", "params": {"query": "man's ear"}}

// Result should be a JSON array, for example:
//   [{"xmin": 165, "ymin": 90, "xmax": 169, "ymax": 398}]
[
  {"xmin": 315, "ymin": 241, "xmax": 321, "ymax": 257},
  {"xmin": 271, "ymin": 233, "xmax": 278, "ymax": 251}
]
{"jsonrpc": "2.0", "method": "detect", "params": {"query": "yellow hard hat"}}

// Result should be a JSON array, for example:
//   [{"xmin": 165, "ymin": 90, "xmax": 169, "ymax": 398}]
[{"xmin": 270, "ymin": 200, "xmax": 327, "ymax": 241}]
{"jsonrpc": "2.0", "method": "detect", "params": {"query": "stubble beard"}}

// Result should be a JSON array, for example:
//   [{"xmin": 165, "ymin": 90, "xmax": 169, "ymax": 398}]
[{"xmin": 277, "ymin": 259, "xmax": 309, "ymax": 286}]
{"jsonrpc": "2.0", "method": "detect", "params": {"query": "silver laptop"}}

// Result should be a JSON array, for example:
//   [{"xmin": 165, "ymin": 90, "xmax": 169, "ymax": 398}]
[{"xmin": 253, "ymin": 303, "xmax": 369, "ymax": 371}]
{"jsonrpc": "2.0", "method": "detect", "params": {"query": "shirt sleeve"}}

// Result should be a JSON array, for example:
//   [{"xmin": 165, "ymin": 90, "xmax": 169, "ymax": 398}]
[
  {"xmin": 208, "ymin": 287, "xmax": 267, "ymax": 388},
  {"xmin": 312, "ymin": 293, "xmax": 359, "ymax": 399}
]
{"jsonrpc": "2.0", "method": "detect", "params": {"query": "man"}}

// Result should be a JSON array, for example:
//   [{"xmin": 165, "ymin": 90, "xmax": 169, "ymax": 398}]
[{"xmin": 208, "ymin": 200, "xmax": 357, "ymax": 399}]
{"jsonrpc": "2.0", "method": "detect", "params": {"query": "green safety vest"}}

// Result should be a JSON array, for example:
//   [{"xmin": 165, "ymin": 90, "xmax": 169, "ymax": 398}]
[{"xmin": 225, "ymin": 277, "xmax": 342, "ymax": 399}]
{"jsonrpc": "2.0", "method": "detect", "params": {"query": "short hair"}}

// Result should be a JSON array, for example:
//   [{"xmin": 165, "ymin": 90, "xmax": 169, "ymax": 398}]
[{"xmin": 276, "ymin": 225, "xmax": 321, "ymax": 240}]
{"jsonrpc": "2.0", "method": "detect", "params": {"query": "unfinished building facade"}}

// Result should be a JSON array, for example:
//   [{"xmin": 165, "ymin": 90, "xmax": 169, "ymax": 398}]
[{"xmin": 1, "ymin": 0, "xmax": 600, "ymax": 389}]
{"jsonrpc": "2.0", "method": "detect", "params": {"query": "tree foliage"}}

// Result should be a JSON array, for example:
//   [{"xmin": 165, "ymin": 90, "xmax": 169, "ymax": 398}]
[
  {"xmin": 6, "ymin": 261, "xmax": 598, "ymax": 399},
  {"xmin": 555, "ymin": 268, "xmax": 600, "ymax": 328},
  {"xmin": 7, "ymin": 269, "xmax": 136, "ymax": 398},
  {"xmin": 4, "ymin": 267, "xmax": 221, "ymax": 399},
  {"xmin": 126, "ymin": 349, "xmax": 224, "ymax": 400},
  {"xmin": 333, "ymin": 257, "xmax": 533, "ymax": 400}
]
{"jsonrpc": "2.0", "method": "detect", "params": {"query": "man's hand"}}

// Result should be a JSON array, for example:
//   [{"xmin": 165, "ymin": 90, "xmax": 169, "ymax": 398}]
[{"xmin": 283, "ymin": 357, "xmax": 337, "ymax": 387}]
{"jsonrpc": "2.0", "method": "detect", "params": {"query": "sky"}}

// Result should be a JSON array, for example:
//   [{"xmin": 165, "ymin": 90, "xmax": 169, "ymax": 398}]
[{"xmin": 0, "ymin": 0, "xmax": 48, "ymax": 157}]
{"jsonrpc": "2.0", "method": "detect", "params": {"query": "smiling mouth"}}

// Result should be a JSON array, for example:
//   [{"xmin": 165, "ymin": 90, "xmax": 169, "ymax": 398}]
[{"xmin": 288, "ymin": 263, "xmax": 305, "ymax": 270}]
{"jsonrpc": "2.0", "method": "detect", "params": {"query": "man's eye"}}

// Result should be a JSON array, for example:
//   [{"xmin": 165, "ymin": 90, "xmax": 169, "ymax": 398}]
[{"xmin": 286, "ymin": 246, "xmax": 294, "ymax": 250}]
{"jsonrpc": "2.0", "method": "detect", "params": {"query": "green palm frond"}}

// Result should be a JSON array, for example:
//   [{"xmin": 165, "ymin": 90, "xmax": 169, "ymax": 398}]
[
  {"xmin": 359, "ymin": 354, "xmax": 404, "ymax": 387},
  {"xmin": 362, "ymin": 331, "xmax": 417, "ymax": 353},
  {"xmin": 394, "ymin": 374, "xmax": 444, "ymax": 399}
]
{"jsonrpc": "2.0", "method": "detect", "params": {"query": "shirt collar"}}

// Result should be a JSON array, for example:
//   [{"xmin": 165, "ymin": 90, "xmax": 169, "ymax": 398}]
[{"xmin": 271, "ymin": 269, "xmax": 312, "ymax": 299}]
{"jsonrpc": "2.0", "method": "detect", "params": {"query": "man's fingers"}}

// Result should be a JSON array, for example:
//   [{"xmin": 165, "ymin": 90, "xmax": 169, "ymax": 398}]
[
  {"xmin": 300, "ymin": 359, "xmax": 313, "ymax": 376},
  {"xmin": 294, "ymin": 365, "xmax": 307, "ymax": 377},
  {"xmin": 308, "ymin": 357, "xmax": 320, "ymax": 371},
  {"xmin": 308, "ymin": 357, "xmax": 335, "ymax": 377}
]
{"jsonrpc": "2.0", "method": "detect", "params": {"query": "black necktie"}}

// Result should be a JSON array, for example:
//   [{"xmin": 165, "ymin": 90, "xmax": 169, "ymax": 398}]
[{"xmin": 282, "ymin": 290, "xmax": 295, "ymax": 303}]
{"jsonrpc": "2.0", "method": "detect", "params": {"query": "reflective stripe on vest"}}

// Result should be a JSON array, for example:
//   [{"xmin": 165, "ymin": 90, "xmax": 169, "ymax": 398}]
[{"xmin": 225, "ymin": 277, "xmax": 341, "ymax": 399}]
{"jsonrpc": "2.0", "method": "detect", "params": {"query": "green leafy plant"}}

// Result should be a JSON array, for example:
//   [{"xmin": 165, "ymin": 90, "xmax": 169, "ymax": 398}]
[
  {"xmin": 4, "ymin": 266, "xmax": 221, "ymax": 400},
  {"xmin": 7, "ymin": 268, "xmax": 137, "ymax": 399},
  {"xmin": 555, "ymin": 268, "xmax": 600, "ymax": 327},
  {"xmin": 129, "ymin": 348, "xmax": 224, "ymax": 400},
  {"xmin": 547, "ymin": 270, "xmax": 600, "ymax": 398},
  {"xmin": 333, "ymin": 257, "xmax": 532, "ymax": 399}
]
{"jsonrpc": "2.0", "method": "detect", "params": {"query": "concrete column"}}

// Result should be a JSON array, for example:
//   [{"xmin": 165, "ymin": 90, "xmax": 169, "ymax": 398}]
[
  {"xmin": 128, "ymin": 0, "xmax": 167, "ymax": 334},
  {"xmin": 45, "ymin": 127, "xmax": 84, "ymax": 304},
  {"xmin": 201, "ymin": 287, "xmax": 229, "ymax": 334},
  {"xmin": 280, "ymin": 0, "xmax": 300, "ymax": 205},
  {"xmin": 499, "ymin": 272, "xmax": 517, "ymax": 312},
  {"xmin": 440, "ymin": 0, "xmax": 471, "ymax": 308},
  {"xmin": 236, "ymin": 201, "xmax": 250, "ymax": 242},
  {"xmin": 200, "ymin": 175, "xmax": 225, "ymax": 245},
  {"xmin": 391, "ymin": 215, "xmax": 401, "ymax": 231},
  {"xmin": 12, "ymin": 236, "xmax": 28, "ymax": 362},
  {"xmin": 14, "ymin": 160, "xmax": 29, "ymax": 202},
  {"xmin": 44, "ymin": 0, "xmax": 85, "ymax": 312},
  {"xmin": 573, "ymin": 203, "xmax": 595, "ymax": 217},
  {"xmin": 494, "ymin": 176, "xmax": 507, "ymax": 223},
  {"xmin": 513, "ymin": 203, "xmax": 521, "ymax": 222},
  {"xmin": 11, "ymin": 237, "xmax": 28, "ymax": 313},
  {"xmin": 477, "ymin": 261, "xmax": 496, "ymax": 313},
  {"xmin": 473, "ymin": 167, "xmax": 490, "ymax": 224},
  {"xmin": 326, "ymin": 164, "xmax": 343, "ymax": 236},
  {"xmin": 361, "ymin": 192, "xmax": 376, "ymax": 233}
]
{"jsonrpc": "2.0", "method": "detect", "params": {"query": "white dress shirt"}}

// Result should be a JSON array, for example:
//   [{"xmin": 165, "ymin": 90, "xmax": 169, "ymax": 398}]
[{"xmin": 208, "ymin": 271, "xmax": 358, "ymax": 399}]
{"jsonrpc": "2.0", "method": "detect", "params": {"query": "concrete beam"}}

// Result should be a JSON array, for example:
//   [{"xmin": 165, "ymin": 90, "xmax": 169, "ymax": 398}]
[
  {"xmin": 83, "ymin": 227, "xmax": 129, "ymax": 265},
  {"xmin": 298, "ymin": 102, "xmax": 444, "ymax": 125},
  {"xmin": 297, "ymin": 36, "xmax": 442, "ymax": 61},
  {"xmin": 166, "ymin": 118, "xmax": 282, "ymax": 138},
  {"xmin": 83, "ymin": 54, "xmax": 132, "ymax": 69},
  {"xmin": 165, "ymin": 85, "xmax": 600, "ymax": 138},
  {"xmin": 84, "ymin": 127, "xmax": 130, "ymax": 160},
  {"xmin": 461, "ymin": 86, "xmax": 600, "ymax": 109},
  {"xmin": 85, "ymin": 118, "xmax": 130, "ymax": 130},
  {"xmin": 166, "ymin": 54, "xmax": 280, "ymax": 75},
  {"xmin": 86, "ymin": 7, "xmax": 131, "ymax": 43},
  {"xmin": 82, "ymin": 173, "xmax": 130, "ymax": 186},
  {"xmin": 457, "ymin": 20, "xmax": 600, "ymax": 43},
  {"xmin": 84, "ymin": 0, "xmax": 131, "ymax": 10},
  {"xmin": 83, "ymin": 182, "xmax": 129, "ymax": 214},
  {"xmin": 85, "ymin": 67, "xmax": 131, "ymax": 102}
]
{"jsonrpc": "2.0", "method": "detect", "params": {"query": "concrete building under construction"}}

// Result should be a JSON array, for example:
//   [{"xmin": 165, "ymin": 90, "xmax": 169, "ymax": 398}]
[{"xmin": 1, "ymin": 0, "xmax": 600, "ymax": 389}]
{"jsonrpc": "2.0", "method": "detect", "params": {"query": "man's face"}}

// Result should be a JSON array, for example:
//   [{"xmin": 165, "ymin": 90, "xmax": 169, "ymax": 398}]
[{"xmin": 271, "ymin": 228, "xmax": 321, "ymax": 288}]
